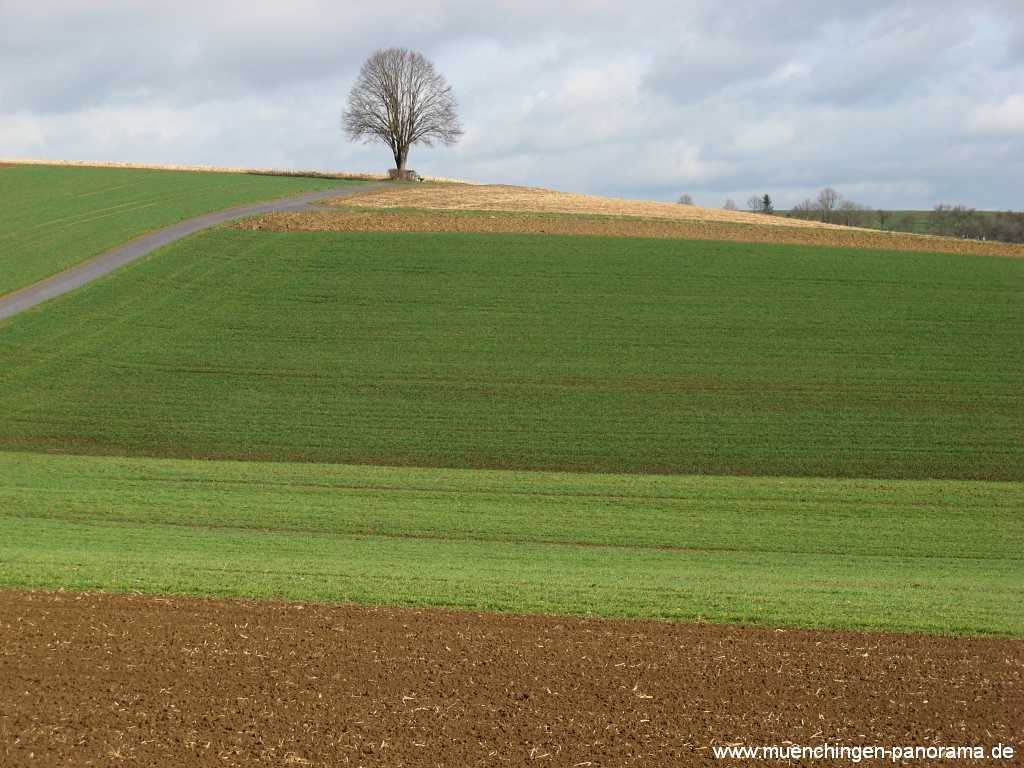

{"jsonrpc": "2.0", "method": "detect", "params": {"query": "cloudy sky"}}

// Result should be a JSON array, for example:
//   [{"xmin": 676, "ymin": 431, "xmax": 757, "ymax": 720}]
[{"xmin": 2, "ymin": 0, "xmax": 1022, "ymax": 208}]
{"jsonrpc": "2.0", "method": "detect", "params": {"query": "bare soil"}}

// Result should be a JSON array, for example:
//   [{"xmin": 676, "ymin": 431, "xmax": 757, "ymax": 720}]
[
  {"xmin": 244, "ymin": 206, "xmax": 1024, "ymax": 259},
  {"xmin": 2, "ymin": 591, "xmax": 1020, "ymax": 767}
]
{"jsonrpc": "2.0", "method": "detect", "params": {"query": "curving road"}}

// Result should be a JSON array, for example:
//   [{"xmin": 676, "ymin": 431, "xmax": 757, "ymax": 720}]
[{"xmin": 0, "ymin": 183, "xmax": 389, "ymax": 322}]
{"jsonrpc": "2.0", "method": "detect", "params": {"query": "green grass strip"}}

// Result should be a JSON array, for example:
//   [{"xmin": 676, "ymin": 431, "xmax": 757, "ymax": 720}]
[{"xmin": 1, "ymin": 451, "xmax": 1020, "ymax": 636}]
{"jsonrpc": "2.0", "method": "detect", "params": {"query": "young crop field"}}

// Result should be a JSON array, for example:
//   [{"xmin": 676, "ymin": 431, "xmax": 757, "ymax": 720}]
[
  {"xmin": 0, "ymin": 164, "xmax": 358, "ymax": 296},
  {"xmin": 2, "ymin": 187, "xmax": 1021, "ymax": 766},
  {"xmin": 1, "ymin": 451, "xmax": 1021, "ymax": 635},
  {"xmin": 0, "ymin": 228, "xmax": 1020, "ymax": 480}
]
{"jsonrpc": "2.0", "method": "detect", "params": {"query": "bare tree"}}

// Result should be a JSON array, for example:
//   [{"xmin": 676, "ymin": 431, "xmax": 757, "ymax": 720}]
[
  {"xmin": 746, "ymin": 194, "xmax": 773, "ymax": 213},
  {"xmin": 920, "ymin": 207, "xmax": 1024, "ymax": 243},
  {"xmin": 836, "ymin": 199, "xmax": 869, "ymax": 227},
  {"xmin": 343, "ymin": 48, "xmax": 463, "ymax": 177},
  {"xmin": 790, "ymin": 199, "xmax": 817, "ymax": 220},
  {"xmin": 723, "ymin": 198, "xmax": 738, "ymax": 211},
  {"xmin": 990, "ymin": 210, "xmax": 1024, "ymax": 243},
  {"xmin": 929, "ymin": 204, "xmax": 954, "ymax": 236},
  {"xmin": 929, "ymin": 204, "xmax": 986, "ymax": 239},
  {"xmin": 816, "ymin": 187, "xmax": 839, "ymax": 222}
]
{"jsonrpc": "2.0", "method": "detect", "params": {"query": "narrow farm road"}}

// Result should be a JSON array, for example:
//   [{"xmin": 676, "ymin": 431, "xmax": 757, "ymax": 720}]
[{"xmin": 0, "ymin": 183, "xmax": 388, "ymax": 322}]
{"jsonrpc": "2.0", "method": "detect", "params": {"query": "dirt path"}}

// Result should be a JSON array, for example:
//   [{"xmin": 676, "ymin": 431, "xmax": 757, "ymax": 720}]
[
  {"xmin": 1, "ymin": 591, "xmax": 1019, "ymax": 767},
  {"xmin": 0, "ymin": 184, "xmax": 390, "ymax": 323}
]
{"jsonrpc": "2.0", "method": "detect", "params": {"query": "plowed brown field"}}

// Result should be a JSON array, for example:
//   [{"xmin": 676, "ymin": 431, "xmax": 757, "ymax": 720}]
[{"xmin": 2, "ymin": 591, "xmax": 1020, "ymax": 767}]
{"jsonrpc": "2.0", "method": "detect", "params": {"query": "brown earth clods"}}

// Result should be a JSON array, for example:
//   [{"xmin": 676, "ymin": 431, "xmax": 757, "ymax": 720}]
[
  {"xmin": 243, "ymin": 206, "xmax": 1024, "ymax": 259},
  {"xmin": 2, "ymin": 591, "xmax": 1021, "ymax": 767}
]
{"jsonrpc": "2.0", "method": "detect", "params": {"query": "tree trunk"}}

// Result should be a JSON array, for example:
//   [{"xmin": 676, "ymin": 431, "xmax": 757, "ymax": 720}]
[{"xmin": 396, "ymin": 146, "xmax": 408, "ymax": 172}]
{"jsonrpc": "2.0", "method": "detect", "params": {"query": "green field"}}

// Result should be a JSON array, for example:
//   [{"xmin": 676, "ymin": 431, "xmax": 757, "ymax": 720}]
[
  {"xmin": 1, "ymin": 451, "xmax": 1020, "ymax": 635},
  {"xmin": 2, "ymin": 189, "xmax": 1021, "ymax": 637},
  {"xmin": 1, "ymin": 228, "xmax": 1020, "ymax": 479},
  {"xmin": 0, "ymin": 164, "xmax": 358, "ymax": 296}
]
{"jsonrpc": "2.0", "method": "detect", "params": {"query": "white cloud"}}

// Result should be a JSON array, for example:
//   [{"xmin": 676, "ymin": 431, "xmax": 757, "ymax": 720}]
[
  {"xmin": 0, "ymin": 0, "xmax": 1021, "ymax": 208},
  {"xmin": 968, "ymin": 93, "xmax": 1024, "ymax": 135},
  {"xmin": 730, "ymin": 121, "xmax": 796, "ymax": 153}
]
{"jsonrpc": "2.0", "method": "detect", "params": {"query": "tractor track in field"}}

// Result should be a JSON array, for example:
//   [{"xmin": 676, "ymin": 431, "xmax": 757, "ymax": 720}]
[
  {"xmin": 1, "ymin": 590, "xmax": 1020, "ymax": 767},
  {"xmin": 11, "ymin": 509, "xmax": 1018, "ymax": 562},
  {"xmin": 0, "ymin": 183, "xmax": 390, "ymax": 322}
]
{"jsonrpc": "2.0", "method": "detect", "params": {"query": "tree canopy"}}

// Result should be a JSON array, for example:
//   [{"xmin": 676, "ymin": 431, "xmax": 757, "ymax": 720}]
[{"xmin": 343, "ymin": 48, "xmax": 463, "ymax": 174}]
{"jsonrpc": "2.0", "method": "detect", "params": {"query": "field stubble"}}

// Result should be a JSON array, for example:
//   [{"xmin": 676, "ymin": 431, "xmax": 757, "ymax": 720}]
[{"xmin": 327, "ymin": 183, "xmax": 837, "ymax": 227}]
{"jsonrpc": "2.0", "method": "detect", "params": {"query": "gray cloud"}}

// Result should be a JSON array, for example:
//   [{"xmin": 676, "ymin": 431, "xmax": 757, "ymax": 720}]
[{"xmin": 1, "ymin": 0, "xmax": 1020, "ymax": 208}]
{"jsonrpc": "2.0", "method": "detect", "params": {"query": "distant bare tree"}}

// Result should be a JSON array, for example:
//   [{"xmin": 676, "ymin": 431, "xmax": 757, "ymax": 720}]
[
  {"xmin": 920, "ymin": 206, "xmax": 1024, "ymax": 243},
  {"xmin": 677, "ymin": 193, "xmax": 694, "ymax": 205},
  {"xmin": 747, "ymin": 195, "xmax": 763, "ymax": 213},
  {"xmin": 928, "ymin": 204, "xmax": 953, "ymax": 236},
  {"xmin": 723, "ymin": 198, "xmax": 738, "ymax": 211},
  {"xmin": 343, "ymin": 48, "xmax": 463, "ymax": 177},
  {"xmin": 790, "ymin": 199, "xmax": 817, "ymax": 220},
  {"xmin": 990, "ymin": 210, "xmax": 1024, "ymax": 243},
  {"xmin": 929, "ymin": 204, "xmax": 986, "ymax": 239},
  {"xmin": 836, "ymin": 199, "xmax": 869, "ymax": 227},
  {"xmin": 816, "ymin": 187, "xmax": 839, "ymax": 222},
  {"xmin": 781, "ymin": 191, "xmax": 872, "ymax": 226}
]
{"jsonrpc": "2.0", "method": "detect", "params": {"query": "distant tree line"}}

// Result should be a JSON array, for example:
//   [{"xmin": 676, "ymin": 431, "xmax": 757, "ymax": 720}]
[
  {"xmin": 926, "ymin": 206, "xmax": 1024, "ymax": 243},
  {"xmin": 778, "ymin": 187, "xmax": 1024, "ymax": 244},
  {"xmin": 786, "ymin": 187, "xmax": 871, "ymax": 226},
  {"xmin": 697, "ymin": 185, "xmax": 1023, "ymax": 245}
]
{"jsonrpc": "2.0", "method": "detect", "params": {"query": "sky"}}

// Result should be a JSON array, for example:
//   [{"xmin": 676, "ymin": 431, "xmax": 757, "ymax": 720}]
[{"xmin": 1, "ymin": 0, "xmax": 1022, "ymax": 208}]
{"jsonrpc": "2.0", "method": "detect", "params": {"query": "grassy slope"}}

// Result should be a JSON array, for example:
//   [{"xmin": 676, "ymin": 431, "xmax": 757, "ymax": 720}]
[
  {"xmin": 2, "ymin": 451, "xmax": 1020, "ymax": 636},
  {"xmin": 1, "ymin": 228, "xmax": 1020, "ymax": 479},
  {"xmin": 0, "ymin": 164, "xmax": 358, "ymax": 296},
  {"xmin": 777, "ymin": 210, "xmax": 1006, "ymax": 234}
]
